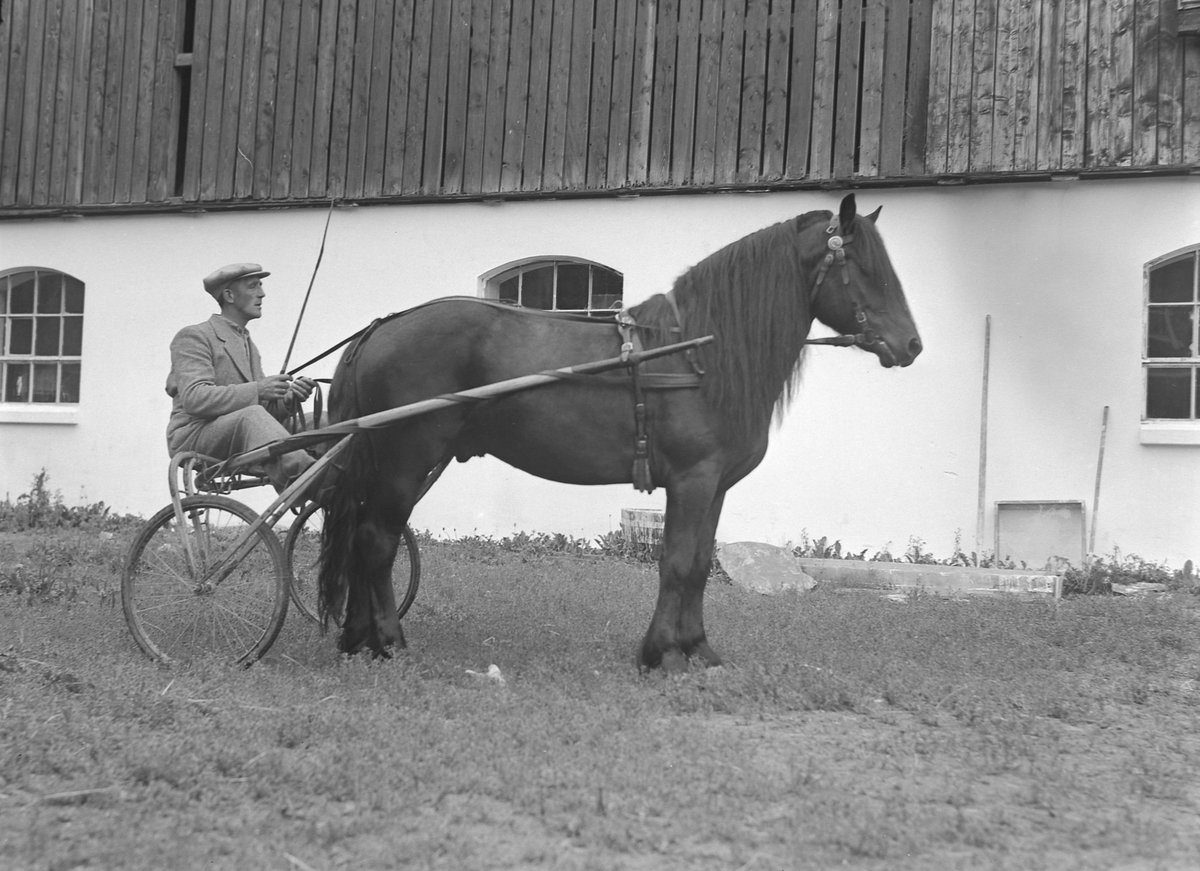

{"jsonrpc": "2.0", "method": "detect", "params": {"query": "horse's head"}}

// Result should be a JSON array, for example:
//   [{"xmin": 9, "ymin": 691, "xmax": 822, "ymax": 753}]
[{"xmin": 806, "ymin": 194, "xmax": 922, "ymax": 368}]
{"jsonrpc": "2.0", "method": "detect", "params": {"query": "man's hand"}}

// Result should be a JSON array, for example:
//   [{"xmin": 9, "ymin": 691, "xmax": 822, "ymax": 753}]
[
  {"xmin": 257, "ymin": 374, "xmax": 294, "ymax": 403},
  {"xmin": 286, "ymin": 376, "xmax": 316, "ymax": 405}
]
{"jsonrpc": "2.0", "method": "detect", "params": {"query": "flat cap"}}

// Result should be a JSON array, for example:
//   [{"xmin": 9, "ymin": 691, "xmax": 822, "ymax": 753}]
[{"xmin": 203, "ymin": 262, "xmax": 270, "ymax": 297}]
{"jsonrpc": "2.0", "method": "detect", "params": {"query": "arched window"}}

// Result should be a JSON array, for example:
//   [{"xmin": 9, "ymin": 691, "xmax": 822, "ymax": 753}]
[
  {"xmin": 481, "ymin": 258, "xmax": 623, "ymax": 316},
  {"xmin": 1, "ymin": 268, "xmax": 85, "ymax": 405}
]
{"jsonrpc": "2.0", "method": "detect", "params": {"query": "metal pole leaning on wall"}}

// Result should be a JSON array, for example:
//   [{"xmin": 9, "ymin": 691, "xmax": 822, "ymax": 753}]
[
  {"xmin": 1089, "ymin": 405, "xmax": 1110, "ymax": 558},
  {"xmin": 975, "ymin": 315, "xmax": 992, "ymax": 566}
]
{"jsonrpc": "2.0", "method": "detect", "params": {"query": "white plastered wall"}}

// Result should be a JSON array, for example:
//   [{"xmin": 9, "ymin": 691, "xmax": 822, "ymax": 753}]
[{"xmin": 1, "ymin": 176, "xmax": 1198, "ymax": 566}]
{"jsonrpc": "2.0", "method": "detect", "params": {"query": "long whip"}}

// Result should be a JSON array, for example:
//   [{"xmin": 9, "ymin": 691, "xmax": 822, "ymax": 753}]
[{"xmin": 281, "ymin": 197, "xmax": 335, "ymax": 374}]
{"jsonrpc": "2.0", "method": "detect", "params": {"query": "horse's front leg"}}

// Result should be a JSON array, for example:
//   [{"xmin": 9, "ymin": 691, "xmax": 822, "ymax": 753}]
[{"xmin": 640, "ymin": 474, "xmax": 725, "ymax": 672}]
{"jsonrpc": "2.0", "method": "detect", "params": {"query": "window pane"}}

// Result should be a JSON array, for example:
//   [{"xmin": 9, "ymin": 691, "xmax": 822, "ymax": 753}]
[
  {"xmin": 10, "ymin": 273, "xmax": 35, "ymax": 313},
  {"xmin": 1147, "ymin": 306, "xmax": 1195, "ymax": 357},
  {"xmin": 1150, "ymin": 257, "xmax": 1195, "ymax": 303},
  {"xmin": 0, "ymin": 278, "xmax": 6, "ymax": 314},
  {"xmin": 499, "ymin": 276, "xmax": 519, "ymax": 304},
  {"xmin": 63, "ymin": 276, "xmax": 84, "ymax": 312},
  {"xmin": 62, "ymin": 316, "xmax": 83, "ymax": 355},
  {"xmin": 4, "ymin": 362, "xmax": 30, "ymax": 402},
  {"xmin": 591, "ymin": 268, "xmax": 623, "ymax": 311},
  {"xmin": 60, "ymin": 362, "xmax": 80, "ymax": 402},
  {"xmin": 557, "ymin": 264, "xmax": 590, "ymax": 310},
  {"xmin": 522, "ymin": 266, "xmax": 553, "ymax": 310},
  {"xmin": 35, "ymin": 317, "xmax": 61, "ymax": 355},
  {"xmin": 37, "ymin": 273, "xmax": 63, "ymax": 313},
  {"xmin": 10, "ymin": 318, "xmax": 32, "ymax": 354},
  {"xmin": 1146, "ymin": 367, "xmax": 1192, "ymax": 418},
  {"xmin": 32, "ymin": 363, "xmax": 58, "ymax": 403}
]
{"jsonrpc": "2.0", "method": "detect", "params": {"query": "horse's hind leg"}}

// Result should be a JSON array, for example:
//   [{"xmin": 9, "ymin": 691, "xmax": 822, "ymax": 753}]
[
  {"xmin": 640, "ymin": 474, "xmax": 725, "ymax": 672},
  {"xmin": 340, "ymin": 502, "xmax": 406, "ymax": 656}
]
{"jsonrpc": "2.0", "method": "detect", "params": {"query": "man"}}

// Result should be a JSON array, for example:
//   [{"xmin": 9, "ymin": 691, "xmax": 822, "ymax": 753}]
[{"xmin": 166, "ymin": 262, "xmax": 316, "ymax": 491}]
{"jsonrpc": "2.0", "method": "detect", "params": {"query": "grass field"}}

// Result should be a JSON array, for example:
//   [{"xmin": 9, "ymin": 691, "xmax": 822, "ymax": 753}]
[{"xmin": 2, "ymin": 525, "xmax": 1199, "ymax": 870}]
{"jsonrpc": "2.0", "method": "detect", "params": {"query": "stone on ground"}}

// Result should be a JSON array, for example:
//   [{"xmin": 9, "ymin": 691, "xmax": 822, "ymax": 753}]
[{"xmin": 716, "ymin": 542, "xmax": 817, "ymax": 595}]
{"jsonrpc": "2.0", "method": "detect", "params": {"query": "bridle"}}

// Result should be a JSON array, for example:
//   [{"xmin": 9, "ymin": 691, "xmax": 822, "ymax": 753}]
[{"xmin": 805, "ymin": 213, "xmax": 880, "ymax": 349}]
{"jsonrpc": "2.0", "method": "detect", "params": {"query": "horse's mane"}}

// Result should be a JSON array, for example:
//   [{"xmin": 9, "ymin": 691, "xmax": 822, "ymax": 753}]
[{"xmin": 629, "ymin": 210, "xmax": 831, "ymax": 443}]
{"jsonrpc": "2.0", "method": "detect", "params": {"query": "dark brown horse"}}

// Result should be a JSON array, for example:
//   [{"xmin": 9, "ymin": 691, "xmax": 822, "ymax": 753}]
[{"xmin": 318, "ymin": 194, "xmax": 921, "ymax": 669}]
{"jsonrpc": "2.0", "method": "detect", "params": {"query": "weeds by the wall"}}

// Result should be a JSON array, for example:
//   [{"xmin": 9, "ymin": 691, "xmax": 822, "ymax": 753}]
[{"xmin": 0, "ymin": 470, "xmax": 138, "ymax": 533}]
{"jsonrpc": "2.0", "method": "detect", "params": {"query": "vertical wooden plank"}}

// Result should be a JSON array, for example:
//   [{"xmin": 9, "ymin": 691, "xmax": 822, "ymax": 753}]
[
  {"xmin": 648, "ymin": 0, "xmax": 678, "ymax": 184},
  {"xmin": 737, "ymin": 0, "xmax": 767, "ymax": 183},
  {"xmin": 0, "ymin": 0, "xmax": 12, "ymax": 205},
  {"xmin": 290, "ymin": 0, "xmax": 322, "ymax": 198},
  {"xmin": 562, "ymin": 0, "xmax": 593, "ymax": 188},
  {"xmin": 112, "ymin": 0, "xmax": 144, "ymax": 202},
  {"xmin": 1155, "ymin": 0, "xmax": 1180, "ymax": 164},
  {"xmin": 627, "ymin": 0, "xmax": 656, "ymax": 184},
  {"xmin": 361, "ymin": 0, "xmax": 396, "ymax": 197},
  {"xmin": 878, "ymin": 0, "xmax": 911, "ymax": 176},
  {"xmin": 1058, "ymin": 0, "xmax": 1086, "ymax": 168},
  {"xmin": 606, "ymin": 0, "xmax": 637, "ymax": 186},
  {"xmin": 345, "ymin": 0, "xmax": 379, "ymax": 197},
  {"xmin": 1183, "ymin": 26, "xmax": 1200, "ymax": 164},
  {"xmin": 713, "ymin": 0, "xmax": 744, "ymax": 183},
  {"xmin": 421, "ymin": 0, "xmax": 453, "ymax": 193},
  {"xmin": 48, "ymin": 0, "xmax": 80, "ymax": 204},
  {"xmin": 382, "ymin": 0, "xmax": 416, "ymax": 194},
  {"xmin": 991, "ymin": 0, "xmax": 1017, "ymax": 172},
  {"xmin": 233, "ymin": 0, "xmax": 264, "ymax": 198},
  {"xmin": 1132, "ymin": 0, "xmax": 1161, "ymax": 165},
  {"xmin": 500, "ymin": 0, "xmax": 533, "ymax": 192},
  {"xmin": 904, "ymin": 0, "xmax": 934, "ymax": 174},
  {"xmin": 33, "ymin": 0, "xmax": 65, "ymax": 206},
  {"xmin": 442, "ymin": 0, "xmax": 473, "ymax": 193},
  {"xmin": 1086, "ymin": 0, "xmax": 1113, "ymax": 165},
  {"xmin": 945, "ymin": 0, "xmax": 976, "ymax": 174},
  {"xmin": 253, "ymin": 0, "xmax": 283, "ymax": 198},
  {"xmin": 857, "ymin": 0, "xmax": 887, "ymax": 177},
  {"xmin": 18, "ymin": 0, "xmax": 48, "ymax": 205},
  {"xmin": 459, "ymin": 0, "xmax": 490, "ymax": 193},
  {"xmin": 1011, "ymin": 0, "xmax": 1041, "ymax": 171},
  {"xmin": 521, "ymin": 0, "xmax": 554, "ymax": 190},
  {"xmin": 832, "ymin": 0, "xmax": 863, "ymax": 177},
  {"xmin": 786, "ymin": 0, "xmax": 818, "ymax": 179},
  {"xmin": 196, "ymin": 0, "xmax": 228, "ymax": 200},
  {"xmin": 66, "ymin": 0, "xmax": 96, "ymax": 204},
  {"xmin": 1110, "ymin": 0, "xmax": 1135, "ymax": 166},
  {"xmin": 968, "ymin": 0, "xmax": 996, "ymax": 173},
  {"xmin": 216, "ymin": 0, "xmax": 247, "ymax": 200},
  {"xmin": 308, "ymin": 0, "xmax": 340, "ymax": 195},
  {"xmin": 82, "ymin": 0, "xmax": 113, "ymax": 203},
  {"xmin": 691, "ymin": 0, "xmax": 722, "ymax": 184},
  {"xmin": 327, "ymin": 0, "xmax": 359, "ymax": 196},
  {"xmin": 809, "ymin": 0, "xmax": 839, "ymax": 179},
  {"xmin": 480, "ymin": 0, "xmax": 511, "ymax": 193},
  {"xmin": 269, "ymin": 0, "xmax": 303, "ymax": 198},
  {"xmin": 670, "ymin": 0, "xmax": 700, "ymax": 184},
  {"xmin": 587, "ymin": 0, "xmax": 615, "ymax": 188},
  {"xmin": 760, "ymin": 0, "xmax": 790, "ymax": 179},
  {"xmin": 542, "ymin": 0, "xmax": 575, "ymax": 188},
  {"xmin": 129, "ymin": 0, "xmax": 160, "ymax": 203}
]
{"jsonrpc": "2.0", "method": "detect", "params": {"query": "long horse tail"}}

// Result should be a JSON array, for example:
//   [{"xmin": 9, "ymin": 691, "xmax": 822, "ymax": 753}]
[{"xmin": 316, "ymin": 432, "xmax": 373, "ymax": 631}]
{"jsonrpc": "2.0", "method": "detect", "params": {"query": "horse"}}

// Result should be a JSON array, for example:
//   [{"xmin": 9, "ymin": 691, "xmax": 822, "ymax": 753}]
[{"xmin": 317, "ymin": 193, "xmax": 922, "ymax": 670}]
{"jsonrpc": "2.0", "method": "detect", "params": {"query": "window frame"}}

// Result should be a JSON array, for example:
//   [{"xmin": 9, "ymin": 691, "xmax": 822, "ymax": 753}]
[
  {"xmin": 1141, "ymin": 244, "xmax": 1200, "ymax": 444},
  {"xmin": 0, "ymin": 267, "xmax": 85, "ymax": 425},
  {"xmin": 480, "ymin": 257, "xmax": 624, "ymax": 317}
]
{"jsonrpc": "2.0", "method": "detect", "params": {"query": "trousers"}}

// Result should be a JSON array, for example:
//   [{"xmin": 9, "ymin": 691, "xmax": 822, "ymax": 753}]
[{"xmin": 174, "ymin": 405, "xmax": 313, "ymax": 490}]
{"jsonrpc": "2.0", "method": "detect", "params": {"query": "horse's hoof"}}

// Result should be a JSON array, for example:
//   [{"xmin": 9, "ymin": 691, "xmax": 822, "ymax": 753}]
[
  {"xmin": 659, "ymin": 650, "xmax": 689, "ymax": 673},
  {"xmin": 691, "ymin": 642, "xmax": 723, "ymax": 668}
]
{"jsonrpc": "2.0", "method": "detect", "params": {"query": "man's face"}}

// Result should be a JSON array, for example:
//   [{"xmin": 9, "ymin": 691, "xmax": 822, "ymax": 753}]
[{"xmin": 224, "ymin": 277, "xmax": 265, "ymax": 323}]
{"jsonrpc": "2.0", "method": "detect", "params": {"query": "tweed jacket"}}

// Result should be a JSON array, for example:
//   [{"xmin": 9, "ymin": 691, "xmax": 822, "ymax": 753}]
[{"xmin": 165, "ymin": 314, "xmax": 288, "ymax": 453}]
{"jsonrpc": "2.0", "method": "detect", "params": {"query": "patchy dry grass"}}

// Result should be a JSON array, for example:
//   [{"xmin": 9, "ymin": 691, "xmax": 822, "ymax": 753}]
[{"xmin": 2, "ymin": 529, "xmax": 1199, "ymax": 870}]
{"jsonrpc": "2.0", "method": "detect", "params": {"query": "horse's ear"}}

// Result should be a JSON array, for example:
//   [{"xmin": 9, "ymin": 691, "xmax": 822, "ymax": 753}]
[
  {"xmin": 866, "ymin": 205, "xmax": 882, "ymax": 224},
  {"xmin": 838, "ymin": 194, "xmax": 857, "ymax": 231}
]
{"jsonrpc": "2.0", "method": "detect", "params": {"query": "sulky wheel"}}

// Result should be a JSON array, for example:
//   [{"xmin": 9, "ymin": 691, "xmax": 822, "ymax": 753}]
[
  {"xmin": 122, "ymin": 495, "xmax": 289, "ymax": 665},
  {"xmin": 283, "ymin": 500, "xmax": 421, "ymax": 625}
]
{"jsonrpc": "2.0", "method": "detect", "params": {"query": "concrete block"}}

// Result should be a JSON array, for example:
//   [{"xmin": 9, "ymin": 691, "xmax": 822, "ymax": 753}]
[
  {"xmin": 796, "ymin": 558, "xmax": 1062, "ymax": 598},
  {"xmin": 716, "ymin": 542, "xmax": 818, "ymax": 595}
]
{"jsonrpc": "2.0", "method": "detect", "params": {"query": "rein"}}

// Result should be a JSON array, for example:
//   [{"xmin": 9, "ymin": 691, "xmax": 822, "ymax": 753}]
[{"xmin": 805, "ymin": 214, "xmax": 879, "ymax": 349}]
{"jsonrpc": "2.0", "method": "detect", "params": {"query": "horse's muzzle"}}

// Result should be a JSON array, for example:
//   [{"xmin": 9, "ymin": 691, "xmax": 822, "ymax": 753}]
[{"xmin": 876, "ymin": 335, "xmax": 922, "ymax": 368}]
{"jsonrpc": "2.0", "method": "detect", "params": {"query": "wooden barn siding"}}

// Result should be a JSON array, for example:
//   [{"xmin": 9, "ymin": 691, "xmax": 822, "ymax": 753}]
[{"xmin": 1, "ymin": 0, "xmax": 1198, "ymax": 212}]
